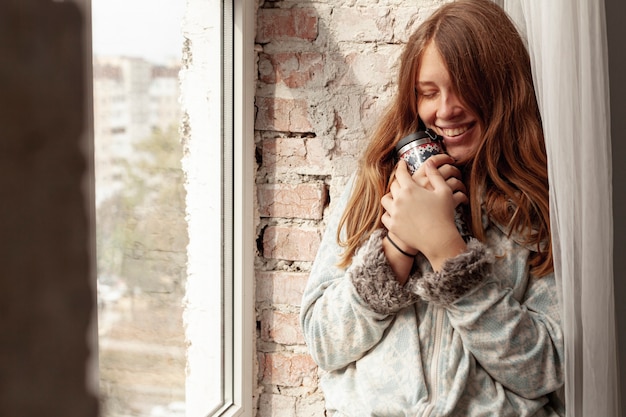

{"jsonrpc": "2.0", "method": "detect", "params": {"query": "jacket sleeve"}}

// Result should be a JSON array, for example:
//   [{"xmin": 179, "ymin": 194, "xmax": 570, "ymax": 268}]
[
  {"xmin": 299, "ymin": 177, "xmax": 417, "ymax": 372},
  {"xmin": 409, "ymin": 238, "xmax": 564, "ymax": 399}
]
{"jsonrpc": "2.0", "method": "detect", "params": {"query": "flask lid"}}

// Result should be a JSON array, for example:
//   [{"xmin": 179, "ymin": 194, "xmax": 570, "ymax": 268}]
[{"xmin": 394, "ymin": 129, "xmax": 441, "ymax": 153}]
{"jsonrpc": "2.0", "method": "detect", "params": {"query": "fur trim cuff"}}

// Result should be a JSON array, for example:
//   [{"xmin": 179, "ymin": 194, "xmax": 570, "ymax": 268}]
[
  {"xmin": 349, "ymin": 229, "xmax": 418, "ymax": 315},
  {"xmin": 410, "ymin": 239, "xmax": 494, "ymax": 307}
]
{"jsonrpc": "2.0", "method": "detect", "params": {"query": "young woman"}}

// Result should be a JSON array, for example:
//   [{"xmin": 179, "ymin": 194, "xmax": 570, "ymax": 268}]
[{"xmin": 299, "ymin": 0, "xmax": 564, "ymax": 416}]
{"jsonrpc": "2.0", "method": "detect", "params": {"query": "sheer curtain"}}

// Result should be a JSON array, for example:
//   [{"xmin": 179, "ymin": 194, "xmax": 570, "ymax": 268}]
[{"xmin": 501, "ymin": 1, "xmax": 620, "ymax": 415}]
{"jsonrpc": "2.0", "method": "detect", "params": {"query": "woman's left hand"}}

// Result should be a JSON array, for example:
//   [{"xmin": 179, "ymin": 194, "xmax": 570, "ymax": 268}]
[{"xmin": 381, "ymin": 159, "xmax": 467, "ymax": 270}]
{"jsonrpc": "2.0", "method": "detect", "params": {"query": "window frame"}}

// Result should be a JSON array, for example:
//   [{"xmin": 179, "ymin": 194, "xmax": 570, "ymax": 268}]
[
  {"xmin": 218, "ymin": 0, "xmax": 256, "ymax": 415},
  {"xmin": 187, "ymin": 0, "xmax": 255, "ymax": 415},
  {"xmin": 86, "ymin": 0, "xmax": 256, "ymax": 414}
]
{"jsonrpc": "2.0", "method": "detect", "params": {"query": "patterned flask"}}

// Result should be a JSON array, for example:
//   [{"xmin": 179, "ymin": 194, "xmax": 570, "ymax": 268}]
[
  {"xmin": 395, "ymin": 130, "xmax": 444, "ymax": 175},
  {"xmin": 394, "ymin": 129, "xmax": 471, "ymax": 240}
]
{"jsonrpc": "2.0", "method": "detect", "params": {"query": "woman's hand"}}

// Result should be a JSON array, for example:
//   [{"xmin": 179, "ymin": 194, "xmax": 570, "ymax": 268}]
[
  {"xmin": 410, "ymin": 153, "xmax": 467, "ymax": 196},
  {"xmin": 381, "ymin": 159, "xmax": 467, "ymax": 271}
]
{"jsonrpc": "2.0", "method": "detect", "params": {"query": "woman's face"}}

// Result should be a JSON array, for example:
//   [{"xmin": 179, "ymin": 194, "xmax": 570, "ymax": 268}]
[{"xmin": 416, "ymin": 42, "xmax": 482, "ymax": 163}]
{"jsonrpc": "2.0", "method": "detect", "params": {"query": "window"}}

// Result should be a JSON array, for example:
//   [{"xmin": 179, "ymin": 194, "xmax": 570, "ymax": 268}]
[{"xmin": 92, "ymin": 1, "xmax": 254, "ymax": 415}]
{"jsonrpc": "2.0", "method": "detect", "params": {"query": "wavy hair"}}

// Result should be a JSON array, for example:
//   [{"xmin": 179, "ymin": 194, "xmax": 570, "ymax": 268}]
[{"xmin": 336, "ymin": 0, "xmax": 552, "ymax": 276}]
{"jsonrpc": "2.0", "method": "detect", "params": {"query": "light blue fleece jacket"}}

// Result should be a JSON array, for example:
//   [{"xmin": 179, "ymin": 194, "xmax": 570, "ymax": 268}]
[{"xmin": 300, "ymin": 179, "xmax": 565, "ymax": 417}]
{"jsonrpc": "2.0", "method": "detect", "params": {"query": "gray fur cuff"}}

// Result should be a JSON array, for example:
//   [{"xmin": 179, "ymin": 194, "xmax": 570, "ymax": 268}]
[
  {"xmin": 410, "ymin": 239, "xmax": 494, "ymax": 307},
  {"xmin": 349, "ymin": 229, "xmax": 418, "ymax": 315}
]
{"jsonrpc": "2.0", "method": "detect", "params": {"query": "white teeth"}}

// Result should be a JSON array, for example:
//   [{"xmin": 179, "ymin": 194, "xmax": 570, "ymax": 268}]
[{"xmin": 441, "ymin": 126, "xmax": 469, "ymax": 137}]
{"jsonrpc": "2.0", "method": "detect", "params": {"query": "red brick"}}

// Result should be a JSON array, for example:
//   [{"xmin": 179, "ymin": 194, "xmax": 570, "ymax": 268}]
[
  {"xmin": 261, "ymin": 352, "xmax": 318, "ymax": 387},
  {"xmin": 260, "ymin": 310, "xmax": 305, "ymax": 345},
  {"xmin": 259, "ymin": 52, "xmax": 324, "ymax": 88},
  {"xmin": 256, "ymin": 270, "xmax": 309, "ymax": 306},
  {"xmin": 257, "ymin": 8, "xmax": 318, "ymax": 43},
  {"xmin": 257, "ymin": 182, "xmax": 327, "ymax": 219},
  {"xmin": 262, "ymin": 225, "xmax": 321, "ymax": 262},
  {"xmin": 261, "ymin": 137, "xmax": 326, "ymax": 173},
  {"xmin": 255, "ymin": 97, "xmax": 312, "ymax": 133}
]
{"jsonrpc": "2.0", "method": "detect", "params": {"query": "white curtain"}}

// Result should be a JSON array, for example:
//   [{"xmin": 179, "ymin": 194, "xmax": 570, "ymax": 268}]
[{"xmin": 501, "ymin": 1, "xmax": 620, "ymax": 415}]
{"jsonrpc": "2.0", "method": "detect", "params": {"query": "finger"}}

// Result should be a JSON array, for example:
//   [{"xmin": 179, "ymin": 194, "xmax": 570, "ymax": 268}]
[
  {"xmin": 389, "ymin": 177, "xmax": 401, "ymax": 195},
  {"xmin": 424, "ymin": 153, "xmax": 456, "ymax": 169},
  {"xmin": 412, "ymin": 154, "xmax": 456, "ymax": 184},
  {"xmin": 438, "ymin": 164, "xmax": 463, "ymax": 181},
  {"xmin": 452, "ymin": 191, "xmax": 469, "ymax": 207},
  {"xmin": 380, "ymin": 210, "xmax": 392, "ymax": 230},
  {"xmin": 394, "ymin": 159, "xmax": 414, "ymax": 187},
  {"xmin": 416, "ymin": 165, "xmax": 460, "ymax": 190},
  {"xmin": 424, "ymin": 159, "xmax": 449, "ymax": 191},
  {"xmin": 412, "ymin": 171, "xmax": 430, "ymax": 189},
  {"xmin": 446, "ymin": 177, "xmax": 467, "ymax": 195},
  {"xmin": 381, "ymin": 193, "xmax": 393, "ymax": 212},
  {"xmin": 416, "ymin": 166, "xmax": 463, "ymax": 192}
]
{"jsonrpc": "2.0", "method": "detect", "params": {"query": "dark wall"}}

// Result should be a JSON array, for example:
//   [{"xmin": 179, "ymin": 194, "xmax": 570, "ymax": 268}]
[
  {"xmin": 607, "ymin": 0, "xmax": 626, "ymax": 413},
  {"xmin": 0, "ymin": 0, "xmax": 98, "ymax": 416}
]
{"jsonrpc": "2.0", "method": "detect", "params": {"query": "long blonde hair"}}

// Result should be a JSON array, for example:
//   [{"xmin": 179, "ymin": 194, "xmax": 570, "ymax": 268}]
[{"xmin": 337, "ymin": 0, "xmax": 552, "ymax": 276}]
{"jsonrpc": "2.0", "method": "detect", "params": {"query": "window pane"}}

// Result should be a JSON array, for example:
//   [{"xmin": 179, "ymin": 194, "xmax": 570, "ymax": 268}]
[{"xmin": 92, "ymin": 1, "xmax": 187, "ymax": 415}]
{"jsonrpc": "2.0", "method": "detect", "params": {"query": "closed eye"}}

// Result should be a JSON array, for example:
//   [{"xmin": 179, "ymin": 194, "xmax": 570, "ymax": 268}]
[
  {"xmin": 418, "ymin": 90, "xmax": 438, "ymax": 99},
  {"xmin": 416, "ymin": 81, "xmax": 440, "ymax": 100}
]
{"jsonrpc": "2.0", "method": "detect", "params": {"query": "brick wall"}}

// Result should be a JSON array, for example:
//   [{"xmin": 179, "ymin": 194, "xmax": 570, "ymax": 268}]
[{"xmin": 254, "ymin": 0, "xmax": 447, "ymax": 415}]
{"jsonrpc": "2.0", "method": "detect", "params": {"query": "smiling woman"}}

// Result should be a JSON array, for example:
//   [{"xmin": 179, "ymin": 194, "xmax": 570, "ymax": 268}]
[
  {"xmin": 301, "ymin": 2, "xmax": 563, "ymax": 416},
  {"xmin": 415, "ymin": 43, "xmax": 482, "ymax": 164}
]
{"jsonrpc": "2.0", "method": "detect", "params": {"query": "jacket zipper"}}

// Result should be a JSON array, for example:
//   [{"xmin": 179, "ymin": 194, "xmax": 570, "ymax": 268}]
[{"xmin": 423, "ymin": 306, "xmax": 444, "ymax": 417}]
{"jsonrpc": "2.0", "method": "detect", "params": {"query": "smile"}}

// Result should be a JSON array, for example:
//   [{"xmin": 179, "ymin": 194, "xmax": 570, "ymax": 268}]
[{"xmin": 438, "ymin": 123, "xmax": 473, "ymax": 138}]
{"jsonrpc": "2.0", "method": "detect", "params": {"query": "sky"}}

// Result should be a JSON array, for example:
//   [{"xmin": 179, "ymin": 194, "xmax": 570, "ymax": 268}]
[{"xmin": 91, "ymin": 0, "xmax": 186, "ymax": 64}]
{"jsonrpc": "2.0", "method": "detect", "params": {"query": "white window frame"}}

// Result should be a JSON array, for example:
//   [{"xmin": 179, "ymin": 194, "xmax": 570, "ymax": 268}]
[
  {"xmin": 83, "ymin": 0, "xmax": 256, "ymax": 414},
  {"xmin": 184, "ymin": 0, "xmax": 255, "ymax": 416},
  {"xmin": 221, "ymin": 0, "xmax": 255, "ymax": 415}
]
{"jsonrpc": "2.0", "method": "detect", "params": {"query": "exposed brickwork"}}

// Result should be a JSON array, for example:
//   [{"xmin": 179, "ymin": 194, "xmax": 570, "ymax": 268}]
[
  {"xmin": 254, "ymin": 1, "xmax": 448, "ymax": 415},
  {"xmin": 258, "ymin": 393, "xmax": 296, "ymax": 417},
  {"xmin": 261, "ymin": 136, "xmax": 328, "ymax": 175},
  {"xmin": 260, "ymin": 352, "xmax": 318, "ymax": 387},
  {"xmin": 260, "ymin": 310, "xmax": 305, "ymax": 345},
  {"xmin": 258, "ymin": 52, "xmax": 325, "ymax": 89},
  {"xmin": 257, "ymin": 182, "xmax": 327, "ymax": 219},
  {"xmin": 262, "ymin": 225, "xmax": 321, "ymax": 262},
  {"xmin": 256, "ymin": 8, "xmax": 319, "ymax": 43},
  {"xmin": 256, "ymin": 271, "xmax": 309, "ymax": 307},
  {"xmin": 255, "ymin": 97, "xmax": 312, "ymax": 133}
]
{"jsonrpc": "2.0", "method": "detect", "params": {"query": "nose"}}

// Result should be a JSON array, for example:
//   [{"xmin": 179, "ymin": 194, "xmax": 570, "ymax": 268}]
[{"xmin": 436, "ymin": 91, "xmax": 462, "ymax": 120}]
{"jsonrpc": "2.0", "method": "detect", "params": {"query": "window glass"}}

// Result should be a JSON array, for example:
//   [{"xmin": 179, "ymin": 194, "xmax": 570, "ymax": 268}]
[{"xmin": 92, "ymin": 1, "xmax": 187, "ymax": 415}]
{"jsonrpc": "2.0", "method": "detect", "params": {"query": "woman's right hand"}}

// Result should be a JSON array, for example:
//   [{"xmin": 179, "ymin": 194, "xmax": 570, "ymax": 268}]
[
  {"xmin": 410, "ymin": 153, "xmax": 467, "ymax": 199},
  {"xmin": 381, "ymin": 159, "xmax": 467, "ymax": 271}
]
